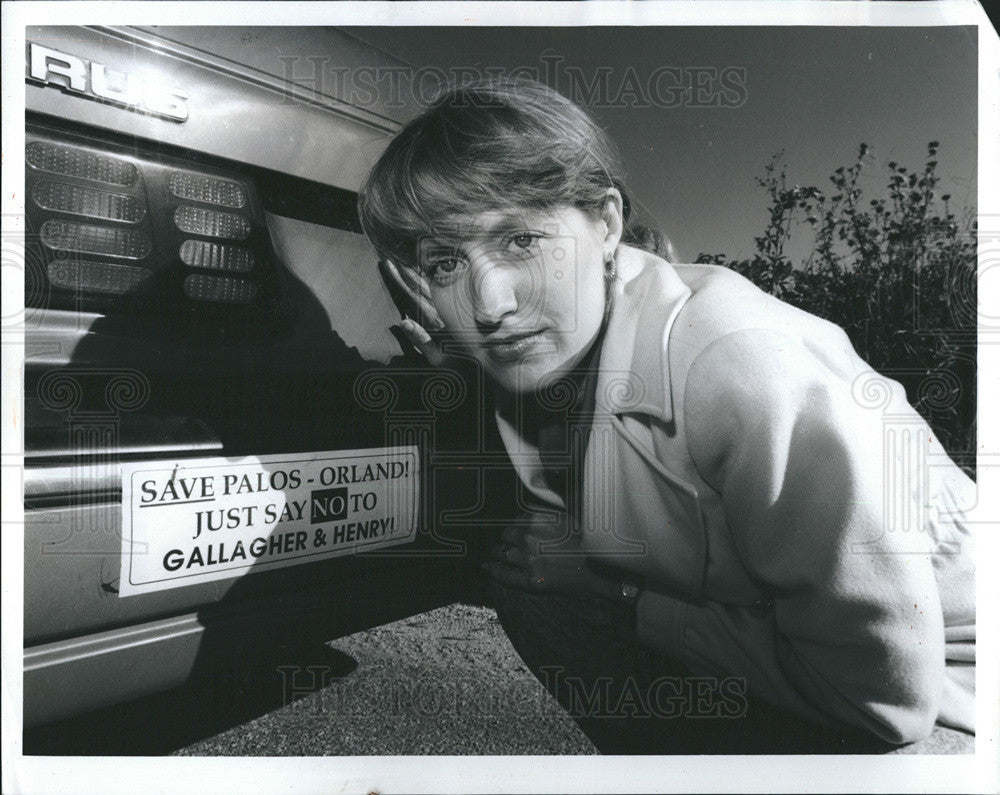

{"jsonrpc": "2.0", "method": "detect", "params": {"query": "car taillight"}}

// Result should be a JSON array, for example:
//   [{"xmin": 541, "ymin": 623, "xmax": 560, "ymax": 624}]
[
  {"xmin": 32, "ymin": 181, "xmax": 146, "ymax": 222},
  {"xmin": 27, "ymin": 140, "xmax": 136, "ymax": 185},
  {"xmin": 26, "ymin": 125, "xmax": 285, "ymax": 331},
  {"xmin": 183, "ymin": 274, "xmax": 258, "ymax": 303},
  {"xmin": 40, "ymin": 220, "xmax": 152, "ymax": 259},
  {"xmin": 168, "ymin": 172, "xmax": 246, "ymax": 208},
  {"xmin": 174, "ymin": 206, "xmax": 250, "ymax": 240},
  {"xmin": 47, "ymin": 260, "xmax": 154, "ymax": 295},
  {"xmin": 179, "ymin": 240, "xmax": 254, "ymax": 272}
]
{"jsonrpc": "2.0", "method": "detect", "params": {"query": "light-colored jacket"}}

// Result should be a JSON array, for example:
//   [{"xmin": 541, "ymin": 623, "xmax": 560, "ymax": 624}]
[{"xmin": 494, "ymin": 246, "xmax": 975, "ymax": 743}]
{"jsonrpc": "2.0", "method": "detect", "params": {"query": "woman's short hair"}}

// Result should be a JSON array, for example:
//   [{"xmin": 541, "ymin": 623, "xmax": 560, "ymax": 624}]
[{"xmin": 357, "ymin": 77, "xmax": 672, "ymax": 272}]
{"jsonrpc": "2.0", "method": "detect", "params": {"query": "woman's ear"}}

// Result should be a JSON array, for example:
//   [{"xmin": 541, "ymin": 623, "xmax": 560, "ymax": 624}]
[{"xmin": 601, "ymin": 188, "xmax": 625, "ymax": 257}]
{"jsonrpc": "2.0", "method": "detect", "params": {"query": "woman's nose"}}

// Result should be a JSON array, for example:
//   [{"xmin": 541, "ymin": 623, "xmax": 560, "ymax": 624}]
[{"xmin": 469, "ymin": 261, "xmax": 518, "ymax": 327}]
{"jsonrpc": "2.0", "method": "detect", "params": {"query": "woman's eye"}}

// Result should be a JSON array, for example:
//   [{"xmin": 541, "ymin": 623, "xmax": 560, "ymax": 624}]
[
  {"xmin": 426, "ymin": 257, "xmax": 467, "ymax": 284},
  {"xmin": 508, "ymin": 233, "xmax": 541, "ymax": 252},
  {"xmin": 431, "ymin": 258, "xmax": 463, "ymax": 275}
]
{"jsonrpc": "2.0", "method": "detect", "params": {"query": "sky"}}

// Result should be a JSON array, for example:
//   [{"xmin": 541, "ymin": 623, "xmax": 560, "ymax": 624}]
[{"xmin": 346, "ymin": 25, "xmax": 978, "ymax": 263}]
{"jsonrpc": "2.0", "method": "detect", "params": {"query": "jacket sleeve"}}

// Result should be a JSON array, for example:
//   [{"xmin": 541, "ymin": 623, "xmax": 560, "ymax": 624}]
[{"xmin": 681, "ymin": 328, "xmax": 945, "ymax": 744}]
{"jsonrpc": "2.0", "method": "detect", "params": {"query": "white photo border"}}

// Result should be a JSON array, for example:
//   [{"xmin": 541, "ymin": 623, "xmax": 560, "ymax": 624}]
[{"xmin": 2, "ymin": 2, "xmax": 998, "ymax": 793}]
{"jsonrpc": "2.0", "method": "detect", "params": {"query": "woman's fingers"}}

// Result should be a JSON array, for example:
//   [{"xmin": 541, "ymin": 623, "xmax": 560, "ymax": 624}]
[
  {"xmin": 482, "ymin": 561, "xmax": 542, "ymax": 592},
  {"xmin": 379, "ymin": 258, "xmax": 450, "ymax": 366},
  {"xmin": 378, "ymin": 258, "xmax": 418, "ymax": 318},
  {"xmin": 500, "ymin": 520, "xmax": 573, "ymax": 556},
  {"xmin": 500, "ymin": 524, "xmax": 526, "ymax": 547},
  {"xmin": 484, "ymin": 555, "xmax": 626, "ymax": 601},
  {"xmin": 378, "ymin": 257, "xmax": 422, "ymax": 308},
  {"xmin": 398, "ymin": 318, "xmax": 448, "ymax": 367},
  {"xmin": 379, "ymin": 258, "xmax": 444, "ymax": 330},
  {"xmin": 399, "ymin": 317, "xmax": 434, "ymax": 348},
  {"xmin": 487, "ymin": 512, "xmax": 631, "ymax": 600},
  {"xmin": 498, "ymin": 522, "xmax": 576, "ymax": 562},
  {"xmin": 488, "ymin": 542, "xmax": 528, "ymax": 568}
]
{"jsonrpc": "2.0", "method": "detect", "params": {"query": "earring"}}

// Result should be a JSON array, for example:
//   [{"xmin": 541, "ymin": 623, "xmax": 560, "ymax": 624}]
[{"xmin": 604, "ymin": 252, "xmax": 617, "ymax": 281}]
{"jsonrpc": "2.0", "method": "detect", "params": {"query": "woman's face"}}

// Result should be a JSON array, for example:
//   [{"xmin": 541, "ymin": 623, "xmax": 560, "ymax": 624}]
[{"xmin": 418, "ymin": 199, "xmax": 621, "ymax": 393}]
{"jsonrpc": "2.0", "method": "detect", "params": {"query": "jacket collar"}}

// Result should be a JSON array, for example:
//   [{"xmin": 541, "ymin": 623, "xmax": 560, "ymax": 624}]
[
  {"xmin": 490, "ymin": 247, "xmax": 692, "ymax": 510},
  {"xmin": 594, "ymin": 246, "xmax": 693, "ymax": 423}
]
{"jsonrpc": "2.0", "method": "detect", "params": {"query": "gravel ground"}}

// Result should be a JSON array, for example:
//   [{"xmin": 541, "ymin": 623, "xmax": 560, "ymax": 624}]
[
  {"xmin": 173, "ymin": 603, "xmax": 597, "ymax": 756},
  {"xmin": 172, "ymin": 599, "xmax": 973, "ymax": 757},
  {"xmin": 25, "ymin": 600, "xmax": 971, "ymax": 757}
]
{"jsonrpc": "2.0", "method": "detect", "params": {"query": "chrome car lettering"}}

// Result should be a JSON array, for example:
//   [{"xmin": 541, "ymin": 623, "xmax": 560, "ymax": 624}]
[{"xmin": 27, "ymin": 42, "xmax": 189, "ymax": 122}]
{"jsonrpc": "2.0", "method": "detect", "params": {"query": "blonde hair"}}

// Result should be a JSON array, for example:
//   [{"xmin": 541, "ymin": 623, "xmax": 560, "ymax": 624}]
[{"xmin": 358, "ymin": 77, "xmax": 672, "ymax": 272}]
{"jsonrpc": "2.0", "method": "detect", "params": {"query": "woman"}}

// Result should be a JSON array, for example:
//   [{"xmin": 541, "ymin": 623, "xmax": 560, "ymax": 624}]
[{"xmin": 357, "ymin": 78, "xmax": 975, "ymax": 752}]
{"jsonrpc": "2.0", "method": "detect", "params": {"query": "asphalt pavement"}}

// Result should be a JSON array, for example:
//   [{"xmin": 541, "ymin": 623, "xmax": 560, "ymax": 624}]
[
  {"xmin": 24, "ymin": 603, "xmax": 596, "ymax": 756},
  {"xmin": 174, "ymin": 603, "xmax": 595, "ymax": 756},
  {"xmin": 23, "ymin": 600, "xmax": 972, "ymax": 757}
]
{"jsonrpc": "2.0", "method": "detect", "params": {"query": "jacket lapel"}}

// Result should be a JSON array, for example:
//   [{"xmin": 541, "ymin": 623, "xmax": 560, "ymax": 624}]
[
  {"xmin": 585, "ymin": 255, "xmax": 709, "ymax": 599},
  {"xmin": 493, "ymin": 402, "xmax": 565, "ymax": 510},
  {"xmin": 492, "ymin": 252, "xmax": 707, "ymax": 599},
  {"xmin": 493, "ymin": 251, "xmax": 692, "ymax": 507},
  {"xmin": 594, "ymin": 253, "xmax": 692, "ymax": 422}
]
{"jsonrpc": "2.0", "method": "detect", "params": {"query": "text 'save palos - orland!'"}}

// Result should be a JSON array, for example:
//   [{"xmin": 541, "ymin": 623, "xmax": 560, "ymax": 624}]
[{"xmin": 119, "ymin": 447, "xmax": 419, "ymax": 596}]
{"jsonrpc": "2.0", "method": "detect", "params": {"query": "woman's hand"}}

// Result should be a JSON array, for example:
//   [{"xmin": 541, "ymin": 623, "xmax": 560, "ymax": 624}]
[
  {"xmin": 484, "ymin": 511, "xmax": 631, "ymax": 602},
  {"xmin": 379, "ymin": 258, "xmax": 450, "ymax": 367}
]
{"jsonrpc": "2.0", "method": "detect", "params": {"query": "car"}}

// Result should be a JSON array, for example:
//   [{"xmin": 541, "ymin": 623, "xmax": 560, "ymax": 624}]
[{"xmin": 22, "ymin": 25, "xmax": 510, "ymax": 738}]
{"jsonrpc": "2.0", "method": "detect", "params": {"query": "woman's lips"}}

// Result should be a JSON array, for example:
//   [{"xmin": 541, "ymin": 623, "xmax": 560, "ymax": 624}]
[{"xmin": 484, "ymin": 332, "xmax": 543, "ymax": 363}]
